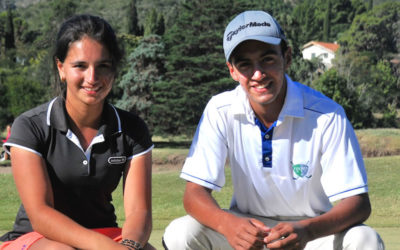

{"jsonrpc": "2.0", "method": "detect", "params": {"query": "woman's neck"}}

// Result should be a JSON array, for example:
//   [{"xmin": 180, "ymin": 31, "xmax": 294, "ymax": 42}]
[{"xmin": 65, "ymin": 99, "xmax": 104, "ymax": 150}]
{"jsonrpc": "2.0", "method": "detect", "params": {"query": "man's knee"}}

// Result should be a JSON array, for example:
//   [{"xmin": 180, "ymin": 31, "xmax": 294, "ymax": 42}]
[
  {"xmin": 163, "ymin": 215, "xmax": 205, "ymax": 249},
  {"xmin": 342, "ymin": 225, "xmax": 385, "ymax": 250}
]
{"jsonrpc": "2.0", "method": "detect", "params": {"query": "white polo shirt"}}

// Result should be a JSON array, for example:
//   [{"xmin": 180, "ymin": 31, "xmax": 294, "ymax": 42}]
[{"xmin": 181, "ymin": 75, "xmax": 368, "ymax": 218}]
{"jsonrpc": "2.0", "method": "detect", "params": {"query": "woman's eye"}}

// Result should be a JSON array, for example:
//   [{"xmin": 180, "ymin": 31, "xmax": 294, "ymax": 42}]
[{"xmin": 73, "ymin": 64, "xmax": 86, "ymax": 69}]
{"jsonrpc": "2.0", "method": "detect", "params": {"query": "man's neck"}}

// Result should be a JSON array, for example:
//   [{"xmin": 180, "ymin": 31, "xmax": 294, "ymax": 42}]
[{"xmin": 251, "ymin": 82, "xmax": 287, "ymax": 128}]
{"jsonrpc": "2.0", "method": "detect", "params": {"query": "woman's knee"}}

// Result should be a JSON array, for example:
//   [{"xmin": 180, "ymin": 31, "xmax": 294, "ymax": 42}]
[{"xmin": 29, "ymin": 238, "xmax": 75, "ymax": 250}]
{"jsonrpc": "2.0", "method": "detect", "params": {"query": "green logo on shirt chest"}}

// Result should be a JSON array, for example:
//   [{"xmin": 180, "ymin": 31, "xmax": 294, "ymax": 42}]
[{"xmin": 292, "ymin": 161, "xmax": 312, "ymax": 180}]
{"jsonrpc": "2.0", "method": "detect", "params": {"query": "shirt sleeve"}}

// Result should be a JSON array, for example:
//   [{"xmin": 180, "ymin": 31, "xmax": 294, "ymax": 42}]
[
  {"xmin": 4, "ymin": 114, "xmax": 46, "ymax": 157},
  {"xmin": 121, "ymin": 111, "xmax": 154, "ymax": 159},
  {"xmin": 180, "ymin": 99, "xmax": 228, "ymax": 191},
  {"xmin": 320, "ymin": 106, "xmax": 368, "ymax": 202}
]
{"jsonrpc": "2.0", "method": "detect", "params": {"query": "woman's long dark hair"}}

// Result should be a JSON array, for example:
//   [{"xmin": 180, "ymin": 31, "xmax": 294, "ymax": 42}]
[{"xmin": 52, "ymin": 14, "xmax": 123, "ymax": 95}]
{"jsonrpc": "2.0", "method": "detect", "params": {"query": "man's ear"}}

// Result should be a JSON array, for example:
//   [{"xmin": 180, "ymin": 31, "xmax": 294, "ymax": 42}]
[
  {"xmin": 284, "ymin": 47, "xmax": 292, "ymax": 71},
  {"xmin": 227, "ymin": 61, "xmax": 239, "ymax": 81}
]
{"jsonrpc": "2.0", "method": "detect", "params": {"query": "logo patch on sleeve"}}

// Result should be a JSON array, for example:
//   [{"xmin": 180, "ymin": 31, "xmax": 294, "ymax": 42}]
[{"xmin": 108, "ymin": 156, "xmax": 127, "ymax": 165}]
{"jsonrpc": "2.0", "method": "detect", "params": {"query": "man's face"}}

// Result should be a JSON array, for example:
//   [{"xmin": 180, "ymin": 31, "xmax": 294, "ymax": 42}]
[{"xmin": 227, "ymin": 40, "xmax": 291, "ymax": 111}]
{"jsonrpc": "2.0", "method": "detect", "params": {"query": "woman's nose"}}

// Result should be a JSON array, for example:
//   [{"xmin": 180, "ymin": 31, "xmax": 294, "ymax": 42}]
[{"xmin": 86, "ymin": 67, "xmax": 98, "ymax": 83}]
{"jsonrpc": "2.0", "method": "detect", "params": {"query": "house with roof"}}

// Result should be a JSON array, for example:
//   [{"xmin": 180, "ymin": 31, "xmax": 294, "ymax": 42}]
[{"xmin": 302, "ymin": 41, "xmax": 340, "ymax": 69}]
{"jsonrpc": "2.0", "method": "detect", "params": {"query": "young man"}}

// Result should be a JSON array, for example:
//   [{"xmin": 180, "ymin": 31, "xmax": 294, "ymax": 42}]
[{"xmin": 163, "ymin": 11, "xmax": 384, "ymax": 250}]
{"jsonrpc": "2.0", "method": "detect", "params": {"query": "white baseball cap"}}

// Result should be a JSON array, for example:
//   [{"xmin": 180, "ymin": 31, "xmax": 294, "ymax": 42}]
[{"xmin": 223, "ymin": 10, "xmax": 287, "ymax": 61}]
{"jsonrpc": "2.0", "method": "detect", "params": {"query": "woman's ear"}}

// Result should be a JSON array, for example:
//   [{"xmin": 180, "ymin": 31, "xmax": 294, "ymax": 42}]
[{"xmin": 56, "ymin": 59, "xmax": 65, "ymax": 82}]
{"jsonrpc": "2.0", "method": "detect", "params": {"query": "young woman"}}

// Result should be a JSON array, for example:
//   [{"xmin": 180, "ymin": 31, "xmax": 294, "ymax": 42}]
[{"xmin": 0, "ymin": 15, "xmax": 154, "ymax": 250}]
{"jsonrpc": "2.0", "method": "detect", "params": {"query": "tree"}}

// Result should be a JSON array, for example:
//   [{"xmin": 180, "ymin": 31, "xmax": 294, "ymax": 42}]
[
  {"xmin": 127, "ymin": 0, "xmax": 141, "ymax": 36},
  {"xmin": 156, "ymin": 14, "xmax": 165, "ymax": 36},
  {"xmin": 151, "ymin": 0, "xmax": 253, "ymax": 135},
  {"xmin": 5, "ymin": 5, "xmax": 15, "ymax": 50},
  {"xmin": 369, "ymin": 60, "xmax": 399, "ymax": 127},
  {"xmin": 335, "ymin": 2, "xmax": 400, "ymax": 127},
  {"xmin": 288, "ymin": 57, "xmax": 324, "ymax": 86},
  {"xmin": 4, "ymin": 5, "xmax": 15, "ymax": 61},
  {"xmin": 312, "ymin": 69, "xmax": 374, "ymax": 128},
  {"xmin": 368, "ymin": 0, "xmax": 373, "ymax": 10},
  {"xmin": 292, "ymin": 0, "xmax": 367, "ymax": 44},
  {"xmin": 4, "ymin": 71, "xmax": 47, "ymax": 118},
  {"xmin": 339, "ymin": 2, "xmax": 400, "ymax": 58},
  {"xmin": 292, "ymin": 0, "xmax": 320, "ymax": 45},
  {"xmin": 143, "ymin": 9, "xmax": 165, "ymax": 36},
  {"xmin": 323, "ymin": 0, "xmax": 331, "ymax": 42},
  {"xmin": 0, "ymin": 69, "xmax": 13, "ymax": 128},
  {"xmin": 116, "ymin": 35, "xmax": 165, "ymax": 130}
]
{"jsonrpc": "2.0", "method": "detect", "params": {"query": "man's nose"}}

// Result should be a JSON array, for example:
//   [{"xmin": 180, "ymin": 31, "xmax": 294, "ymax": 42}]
[{"xmin": 252, "ymin": 64, "xmax": 266, "ymax": 80}]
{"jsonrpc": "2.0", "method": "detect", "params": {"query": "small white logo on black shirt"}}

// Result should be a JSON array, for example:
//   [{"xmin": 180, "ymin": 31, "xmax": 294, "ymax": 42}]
[{"xmin": 108, "ymin": 156, "xmax": 127, "ymax": 165}]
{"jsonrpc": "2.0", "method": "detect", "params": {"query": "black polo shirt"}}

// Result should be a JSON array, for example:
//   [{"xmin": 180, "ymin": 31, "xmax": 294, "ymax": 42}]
[{"xmin": 2, "ymin": 97, "xmax": 153, "ymax": 240}]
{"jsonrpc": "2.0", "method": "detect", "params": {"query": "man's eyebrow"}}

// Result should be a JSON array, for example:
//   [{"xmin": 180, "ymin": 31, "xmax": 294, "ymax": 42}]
[{"xmin": 260, "ymin": 49, "xmax": 279, "ymax": 57}]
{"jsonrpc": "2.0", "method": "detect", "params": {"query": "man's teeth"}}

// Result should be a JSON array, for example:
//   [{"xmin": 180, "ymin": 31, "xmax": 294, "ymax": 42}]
[{"xmin": 255, "ymin": 83, "xmax": 270, "ymax": 89}]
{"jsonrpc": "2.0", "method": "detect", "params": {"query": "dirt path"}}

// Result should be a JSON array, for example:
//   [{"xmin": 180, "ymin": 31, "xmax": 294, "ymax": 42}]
[{"xmin": 0, "ymin": 166, "xmax": 11, "ymax": 174}]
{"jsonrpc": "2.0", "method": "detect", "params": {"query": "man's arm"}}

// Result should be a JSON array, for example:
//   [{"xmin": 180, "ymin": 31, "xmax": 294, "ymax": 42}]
[
  {"xmin": 264, "ymin": 193, "xmax": 371, "ymax": 249},
  {"xmin": 183, "ymin": 181, "xmax": 270, "ymax": 250}
]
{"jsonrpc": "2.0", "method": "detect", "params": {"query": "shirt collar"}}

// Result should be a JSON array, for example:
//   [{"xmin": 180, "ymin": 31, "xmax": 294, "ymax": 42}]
[
  {"xmin": 278, "ymin": 75, "xmax": 304, "ymax": 122},
  {"xmin": 232, "ymin": 74, "xmax": 305, "ymax": 124},
  {"xmin": 46, "ymin": 97, "xmax": 122, "ymax": 136}
]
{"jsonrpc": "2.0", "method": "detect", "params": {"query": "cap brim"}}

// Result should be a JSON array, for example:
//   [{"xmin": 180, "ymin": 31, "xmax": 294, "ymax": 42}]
[{"xmin": 225, "ymin": 36, "xmax": 282, "ymax": 61}]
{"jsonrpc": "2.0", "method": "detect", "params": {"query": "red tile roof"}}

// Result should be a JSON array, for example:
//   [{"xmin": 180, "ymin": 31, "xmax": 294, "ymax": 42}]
[{"xmin": 303, "ymin": 41, "xmax": 340, "ymax": 53}]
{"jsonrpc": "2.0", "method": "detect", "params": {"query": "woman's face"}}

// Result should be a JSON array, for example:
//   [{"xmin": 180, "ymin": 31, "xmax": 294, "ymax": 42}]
[{"xmin": 57, "ymin": 36, "xmax": 115, "ymax": 107}]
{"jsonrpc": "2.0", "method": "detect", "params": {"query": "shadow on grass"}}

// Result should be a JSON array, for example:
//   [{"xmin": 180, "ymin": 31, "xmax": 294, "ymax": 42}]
[{"xmin": 153, "ymin": 140, "xmax": 191, "ymax": 149}]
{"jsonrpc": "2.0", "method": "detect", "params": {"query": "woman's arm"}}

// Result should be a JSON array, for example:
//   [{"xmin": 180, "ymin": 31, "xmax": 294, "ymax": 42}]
[
  {"xmin": 11, "ymin": 147, "xmax": 126, "ymax": 250},
  {"xmin": 121, "ymin": 151, "xmax": 153, "ymax": 247}
]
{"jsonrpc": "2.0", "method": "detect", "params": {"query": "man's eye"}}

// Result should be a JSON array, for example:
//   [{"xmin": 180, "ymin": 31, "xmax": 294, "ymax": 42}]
[
  {"xmin": 238, "ymin": 63, "xmax": 250, "ymax": 68},
  {"xmin": 262, "ymin": 57, "xmax": 274, "ymax": 63},
  {"xmin": 99, "ymin": 63, "xmax": 112, "ymax": 69}
]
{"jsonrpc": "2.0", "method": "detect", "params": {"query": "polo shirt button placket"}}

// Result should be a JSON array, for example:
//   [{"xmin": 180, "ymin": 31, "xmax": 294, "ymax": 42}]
[{"xmin": 82, "ymin": 160, "xmax": 89, "ymax": 175}]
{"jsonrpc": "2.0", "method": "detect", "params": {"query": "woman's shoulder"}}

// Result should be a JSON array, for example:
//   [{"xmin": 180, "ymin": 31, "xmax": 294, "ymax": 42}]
[
  {"xmin": 110, "ymin": 106, "xmax": 150, "ymax": 135},
  {"xmin": 13, "ymin": 99, "xmax": 55, "ymax": 129},
  {"xmin": 19, "ymin": 100, "xmax": 54, "ymax": 120}
]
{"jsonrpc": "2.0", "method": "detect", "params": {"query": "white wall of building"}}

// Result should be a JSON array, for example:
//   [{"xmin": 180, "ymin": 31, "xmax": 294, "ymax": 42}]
[{"xmin": 302, "ymin": 45, "xmax": 336, "ymax": 68}]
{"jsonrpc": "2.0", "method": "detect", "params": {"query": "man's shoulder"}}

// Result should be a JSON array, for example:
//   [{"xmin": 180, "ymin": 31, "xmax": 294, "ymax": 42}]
[
  {"xmin": 293, "ymin": 81, "xmax": 343, "ymax": 115},
  {"xmin": 209, "ymin": 85, "xmax": 243, "ymax": 109}
]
